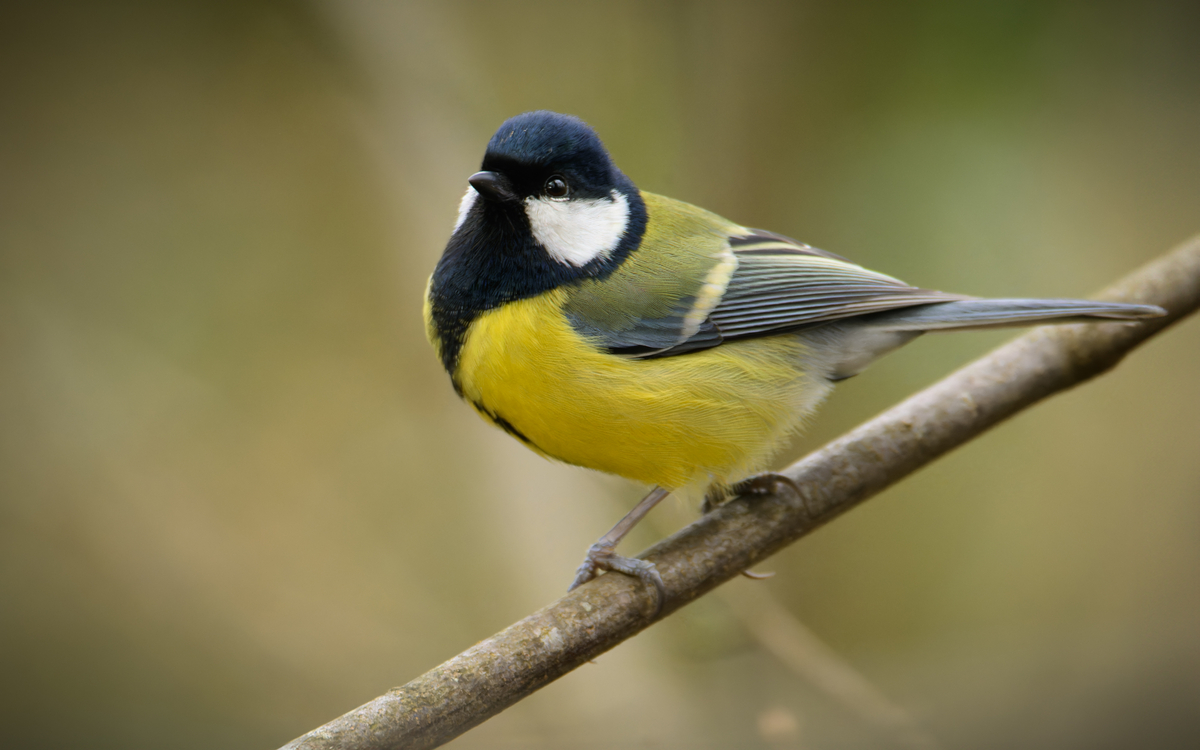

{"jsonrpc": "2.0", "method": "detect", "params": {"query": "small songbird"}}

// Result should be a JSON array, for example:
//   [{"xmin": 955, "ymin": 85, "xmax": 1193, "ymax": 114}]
[{"xmin": 424, "ymin": 111, "xmax": 1162, "ymax": 611}]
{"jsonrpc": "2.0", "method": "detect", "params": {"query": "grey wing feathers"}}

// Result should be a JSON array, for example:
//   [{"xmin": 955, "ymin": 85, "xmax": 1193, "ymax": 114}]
[
  {"xmin": 857, "ymin": 298, "xmax": 1165, "ymax": 331},
  {"xmin": 610, "ymin": 232, "xmax": 964, "ymax": 358},
  {"xmin": 589, "ymin": 227, "xmax": 1163, "ymax": 360},
  {"xmin": 808, "ymin": 297, "xmax": 1163, "ymax": 380},
  {"xmin": 708, "ymin": 251, "xmax": 965, "ymax": 339}
]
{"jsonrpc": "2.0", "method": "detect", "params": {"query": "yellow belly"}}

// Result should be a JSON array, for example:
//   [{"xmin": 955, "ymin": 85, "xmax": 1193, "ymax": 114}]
[{"xmin": 454, "ymin": 289, "xmax": 830, "ymax": 490}]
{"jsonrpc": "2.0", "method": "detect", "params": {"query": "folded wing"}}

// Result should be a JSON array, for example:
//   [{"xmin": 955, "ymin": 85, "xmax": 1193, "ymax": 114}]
[
  {"xmin": 577, "ymin": 228, "xmax": 1162, "ymax": 361},
  {"xmin": 602, "ymin": 230, "xmax": 960, "ymax": 358}
]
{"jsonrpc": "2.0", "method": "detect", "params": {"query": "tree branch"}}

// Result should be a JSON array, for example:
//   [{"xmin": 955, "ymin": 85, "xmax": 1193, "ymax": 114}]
[{"xmin": 282, "ymin": 236, "xmax": 1200, "ymax": 750}]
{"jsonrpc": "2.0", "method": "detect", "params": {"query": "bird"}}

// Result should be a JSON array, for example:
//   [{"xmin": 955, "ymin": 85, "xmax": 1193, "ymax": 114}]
[{"xmin": 423, "ymin": 110, "xmax": 1163, "ymax": 614}]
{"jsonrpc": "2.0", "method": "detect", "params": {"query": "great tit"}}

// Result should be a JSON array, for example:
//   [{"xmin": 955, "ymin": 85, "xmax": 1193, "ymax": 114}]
[{"xmin": 424, "ymin": 110, "xmax": 1163, "ymax": 611}]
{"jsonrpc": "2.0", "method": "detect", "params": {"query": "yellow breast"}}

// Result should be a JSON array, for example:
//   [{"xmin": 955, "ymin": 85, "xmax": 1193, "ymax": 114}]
[{"xmin": 453, "ymin": 289, "xmax": 830, "ymax": 490}]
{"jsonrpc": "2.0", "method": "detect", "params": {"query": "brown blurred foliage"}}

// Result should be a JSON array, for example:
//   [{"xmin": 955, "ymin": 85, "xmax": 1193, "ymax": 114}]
[{"xmin": 1, "ymin": 2, "xmax": 1198, "ymax": 748}]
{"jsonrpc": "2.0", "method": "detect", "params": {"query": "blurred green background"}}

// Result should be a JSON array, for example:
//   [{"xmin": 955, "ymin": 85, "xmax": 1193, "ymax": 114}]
[{"xmin": 2, "ymin": 2, "xmax": 1199, "ymax": 748}]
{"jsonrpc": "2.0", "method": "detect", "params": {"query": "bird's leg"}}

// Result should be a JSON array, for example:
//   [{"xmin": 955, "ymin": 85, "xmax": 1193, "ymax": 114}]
[{"xmin": 569, "ymin": 486, "xmax": 670, "ymax": 616}]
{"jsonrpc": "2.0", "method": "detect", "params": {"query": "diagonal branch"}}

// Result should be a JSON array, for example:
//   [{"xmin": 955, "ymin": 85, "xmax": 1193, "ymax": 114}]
[{"xmin": 282, "ymin": 236, "xmax": 1200, "ymax": 750}]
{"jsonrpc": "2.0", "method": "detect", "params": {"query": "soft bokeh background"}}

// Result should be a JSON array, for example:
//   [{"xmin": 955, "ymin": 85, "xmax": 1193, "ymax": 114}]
[{"xmin": 2, "ymin": 2, "xmax": 1198, "ymax": 748}]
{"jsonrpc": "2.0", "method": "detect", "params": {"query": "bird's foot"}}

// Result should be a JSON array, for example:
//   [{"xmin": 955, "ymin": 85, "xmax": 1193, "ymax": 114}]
[
  {"xmin": 569, "ymin": 542, "xmax": 666, "ymax": 617},
  {"xmin": 703, "ymin": 474, "xmax": 802, "ymax": 581},
  {"xmin": 731, "ymin": 471, "xmax": 802, "ymax": 500},
  {"xmin": 700, "ymin": 484, "xmax": 729, "ymax": 515},
  {"xmin": 703, "ymin": 472, "xmax": 807, "ymax": 514}
]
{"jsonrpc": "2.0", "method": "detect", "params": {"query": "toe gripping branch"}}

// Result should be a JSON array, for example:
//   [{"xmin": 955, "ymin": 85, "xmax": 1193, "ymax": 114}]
[
  {"xmin": 568, "ymin": 486, "xmax": 671, "ymax": 617},
  {"xmin": 706, "ymin": 472, "xmax": 814, "ymax": 582},
  {"xmin": 569, "ymin": 475, "xmax": 812, "ymax": 618},
  {"xmin": 570, "ymin": 543, "xmax": 667, "ymax": 617},
  {"xmin": 704, "ymin": 472, "xmax": 812, "ymax": 514}
]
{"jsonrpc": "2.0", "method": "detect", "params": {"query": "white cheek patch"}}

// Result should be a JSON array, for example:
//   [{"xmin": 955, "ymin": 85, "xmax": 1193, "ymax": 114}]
[
  {"xmin": 523, "ymin": 190, "xmax": 630, "ymax": 267},
  {"xmin": 453, "ymin": 186, "xmax": 478, "ymax": 233}
]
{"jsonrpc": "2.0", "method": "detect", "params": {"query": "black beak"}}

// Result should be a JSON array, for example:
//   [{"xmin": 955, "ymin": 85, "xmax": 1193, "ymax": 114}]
[{"xmin": 468, "ymin": 171, "xmax": 518, "ymax": 203}]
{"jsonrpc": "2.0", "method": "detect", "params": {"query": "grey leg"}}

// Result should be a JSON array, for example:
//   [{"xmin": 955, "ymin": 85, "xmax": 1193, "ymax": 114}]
[{"xmin": 569, "ymin": 486, "xmax": 670, "ymax": 616}]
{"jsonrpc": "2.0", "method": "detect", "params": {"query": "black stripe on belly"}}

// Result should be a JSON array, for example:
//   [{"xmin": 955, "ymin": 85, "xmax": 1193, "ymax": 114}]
[{"xmin": 471, "ymin": 400, "xmax": 539, "ymax": 449}]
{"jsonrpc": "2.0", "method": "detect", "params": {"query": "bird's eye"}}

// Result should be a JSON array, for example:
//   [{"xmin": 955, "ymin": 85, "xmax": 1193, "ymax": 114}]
[{"xmin": 544, "ymin": 176, "xmax": 569, "ymax": 199}]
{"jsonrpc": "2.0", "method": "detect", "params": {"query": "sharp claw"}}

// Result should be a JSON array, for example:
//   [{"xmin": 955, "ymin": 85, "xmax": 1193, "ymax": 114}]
[
  {"xmin": 740, "ymin": 569, "xmax": 776, "ymax": 580},
  {"xmin": 605, "ymin": 555, "xmax": 666, "ymax": 618},
  {"xmin": 568, "ymin": 563, "xmax": 594, "ymax": 591},
  {"xmin": 569, "ymin": 543, "xmax": 607, "ymax": 591}
]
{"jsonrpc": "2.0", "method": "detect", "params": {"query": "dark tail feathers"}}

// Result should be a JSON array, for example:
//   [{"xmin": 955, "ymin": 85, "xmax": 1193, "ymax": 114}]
[{"xmin": 861, "ymin": 298, "xmax": 1165, "ymax": 332}]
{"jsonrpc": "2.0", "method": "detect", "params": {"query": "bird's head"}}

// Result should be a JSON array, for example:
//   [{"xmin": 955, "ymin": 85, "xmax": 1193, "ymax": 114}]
[{"xmin": 452, "ymin": 111, "xmax": 645, "ymax": 271}]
